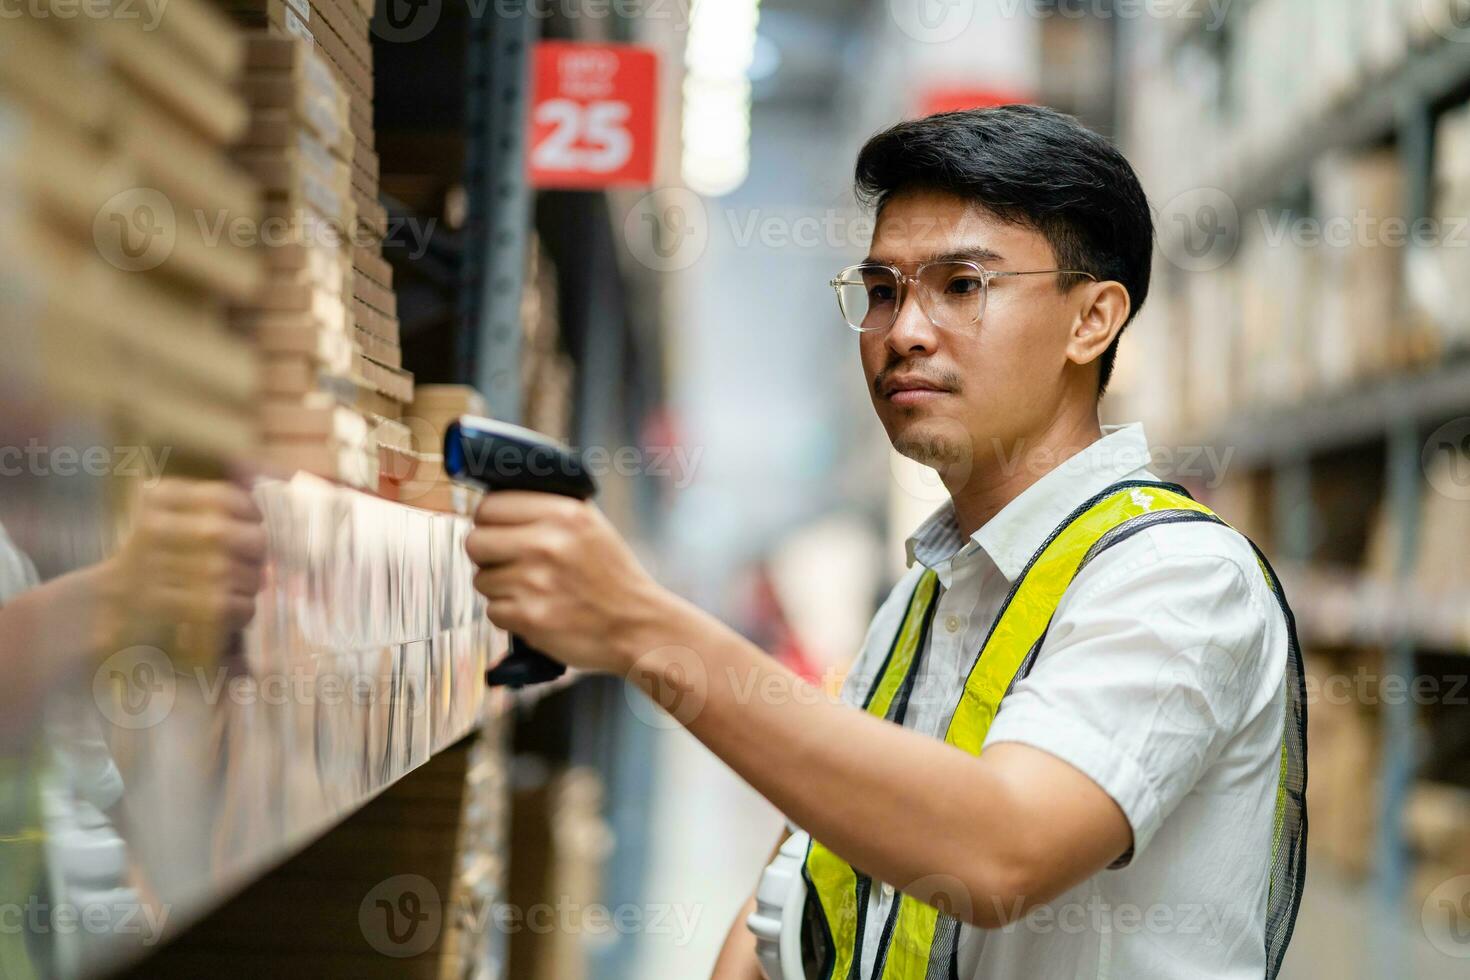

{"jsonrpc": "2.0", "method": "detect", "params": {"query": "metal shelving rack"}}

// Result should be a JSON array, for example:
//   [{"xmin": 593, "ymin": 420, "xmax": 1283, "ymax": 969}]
[
  {"xmin": 1173, "ymin": 23, "xmax": 1470, "ymax": 957},
  {"xmin": 461, "ymin": 0, "xmax": 536, "ymax": 423}
]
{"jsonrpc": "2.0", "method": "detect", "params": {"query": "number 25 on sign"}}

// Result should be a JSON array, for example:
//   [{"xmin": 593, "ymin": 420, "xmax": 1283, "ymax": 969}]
[{"xmin": 528, "ymin": 42, "xmax": 659, "ymax": 189}]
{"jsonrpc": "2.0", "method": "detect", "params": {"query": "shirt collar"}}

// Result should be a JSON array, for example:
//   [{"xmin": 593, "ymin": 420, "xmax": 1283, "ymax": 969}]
[{"xmin": 905, "ymin": 423, "xmax": 1156, "ymax": 582}]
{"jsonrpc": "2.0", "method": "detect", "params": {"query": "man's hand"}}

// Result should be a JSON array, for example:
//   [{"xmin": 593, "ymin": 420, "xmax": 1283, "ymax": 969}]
[
  {"xmin": 466, "ymin": 492, "xmax": 669, "ymax": 673},
  {"xmin": 98, "ymin": 479, "xmax": 267, "ymax": 647},
  {"xmin": 464, "ymin": 494, "xmax": 1133, "ymax": 931}
]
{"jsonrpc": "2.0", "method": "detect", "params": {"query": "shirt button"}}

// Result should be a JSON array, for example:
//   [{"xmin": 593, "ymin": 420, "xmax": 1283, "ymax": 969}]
[
  {"xmin": 945, "ymin": 615, "xmax": 962, "ymax": 633},
  {"xmin": 881, "ymin": 882, "xmax": 895, "ymax": 900}
]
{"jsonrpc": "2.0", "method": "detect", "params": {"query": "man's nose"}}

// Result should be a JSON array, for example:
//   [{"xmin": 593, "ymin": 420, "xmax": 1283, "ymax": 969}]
[{"xmin": 885, "ymin": 282, "xmax": 940, "ymax": 355}]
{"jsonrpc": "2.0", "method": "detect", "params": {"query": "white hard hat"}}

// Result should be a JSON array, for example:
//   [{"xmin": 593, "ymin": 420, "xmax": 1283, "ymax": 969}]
[{"xmin": 747, "ymin": 830, "xmax": 810, "ymax": 980}]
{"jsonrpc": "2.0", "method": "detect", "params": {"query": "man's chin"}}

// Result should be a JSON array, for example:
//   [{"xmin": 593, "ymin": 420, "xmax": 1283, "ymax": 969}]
[{"xmin": 891, "ymin": 423, "xmax": 972, "ymax": 469}]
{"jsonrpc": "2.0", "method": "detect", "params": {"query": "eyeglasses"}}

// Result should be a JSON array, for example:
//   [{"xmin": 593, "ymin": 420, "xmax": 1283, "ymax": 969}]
[{"xmin": 829, "ymin": 260, "xmax": 1098, "ymax": 333}]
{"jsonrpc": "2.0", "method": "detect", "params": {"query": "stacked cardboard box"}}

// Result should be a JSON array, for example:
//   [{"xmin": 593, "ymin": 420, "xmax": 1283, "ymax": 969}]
[
  {"xmin": 222, "ymin": 0, "xmax": 407, "ymax": 383},
  {"xmin": 0, "ymin": 5, "xmax": 262, "ymax": 470},
  {"xmin": 1304, "ymin": 653, "xmax": 1379, "ymax": 879},
  {"xmin": 520, "ymin": 242, "xmax": 575, "ymax": 440},
  {"xmin": 506, "ymin": 767, "xmax": 612, "ymax": 980},
  {"xmin": 1181, "ymin": 263, "xmax": 1241, "ymax": 432},
  {"xmin": 1313, "ymin": 150, "xmax": 1411, "ymax": 388},
  {"xmin": 231, "ymin": 27, "xmax": 414, "ymax": 492},
  {"xmin": 233, "ymin": 32, "xmax": 366, "ymax": 488},
  {"xmin": 1237, "ymin": 214, "xmax": 1316, "ymax": 410},
  {"xmin": 1407, "ymin": 101, "xmax": 1470, "ymax": 356},
  {"xmin": 1407, "ymin": 781, "xmax": 1470, "ymax": 908},
  {"xmin": 1415, "ymin": 449, "xmax": 1470, "ymax": 600},
  {"xmin": 398, "ymin": 386, "xmax": 488, "ymax": 514}
]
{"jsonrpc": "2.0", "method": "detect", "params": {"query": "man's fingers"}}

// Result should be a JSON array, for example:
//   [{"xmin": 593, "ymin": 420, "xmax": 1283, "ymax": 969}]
[
  {"xmin": 141, "ymin": 478, "xmax": 194, "ymax": 510},
  {"xmin": 138, "ymin": 513, "xmax": 267, "ymax": 563},
  {"xmin": 473, "ymin": 491, "xmax": 584, "ymax": 527},
  {"xmin": 145, "ymin": 479, "xmax": 262, "ymax": 522},
  {"xmin": 464, "ymin": 524, "xmax": 553, "ymax": 567},
  {"xmin": 484, "ymin": 597, "xmax": 534, "ymax": 636},
  {"xmin": 472, "ymin": 565, "xmax": 521, "ymax": 599},
  {"xmin": 186, "ymin": 480, "xmax": 263, "ymax": 523}
]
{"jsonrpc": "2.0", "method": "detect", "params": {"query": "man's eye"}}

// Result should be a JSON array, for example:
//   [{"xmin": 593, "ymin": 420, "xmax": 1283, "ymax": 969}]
[
  {"xmin": 946, "ymin": 277, "xmax": 983, "ymax": 296},
  {"xmin": 867, "ymin": 284, "xmax": 896, "ymax": 304}
]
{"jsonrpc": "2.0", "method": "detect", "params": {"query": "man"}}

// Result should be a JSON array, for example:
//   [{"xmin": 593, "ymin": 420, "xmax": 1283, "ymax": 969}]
[{"xmin": 465, "ymin": 105, "xmax": 1306, "ymax": 979}]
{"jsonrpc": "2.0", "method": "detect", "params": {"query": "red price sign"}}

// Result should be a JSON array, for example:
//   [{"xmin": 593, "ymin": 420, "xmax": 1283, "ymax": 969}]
[{"xmin": 528, "ymin": 41, "xmax": 659, "ymax": 190}]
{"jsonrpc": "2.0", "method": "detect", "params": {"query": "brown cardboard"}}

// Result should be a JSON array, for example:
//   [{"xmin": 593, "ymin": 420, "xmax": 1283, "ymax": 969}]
[
  {"xmin": 352, "ymin": 185, "xmax": 389, "ymax": 240},
  {"xmin": 237, "ymin": 140, "xmax": 354, "ymax": 203},
  {"xmin": 96, "ymin": 18, "xmax": 249, "ymax": 145},
  {"xmin": 261, "ymin": 441, "xmax": 377, "ymax": 488},
  {"xmin": 241, "ymin": 42, "xmax": 352, "ymax": 157},
  {"xmin": 355, "ymin": 353, "xmax": 414, "ymax": 402},
  {"xmin": 352, "ymin": 143, "xmax": 380, "ymax": 187},
  {"xmin": 353, "ymin": 245, "xmax": 394, "ymax": 290},
  {"xmin": 351, "ymin": 296, "xmax": 400, "ymax": 342},
  {"xmin": 261, "ymin": 355, "xmax": 319, "ymax": 396},
  {"xmin": 152, "ymin": 0, "xmax": 247, "ymax": 79},
  {"xmin": 240, "ymin": 109, "xmax": 351, "ymax": 165},
  {"xmin": 309, "ymin": 0, "xmax": 373, "ymax": 79},
  {"xmin": 353, "ymin": 273, "xmax": 397, "ymax": 319},
  {"xmin": 6, "ymin": 106, "xmax": 139, "ymax": 235},
  {"xmin": 354, "ymin": 326, "xmax": 400, "ymax": 366},
  {"xmin": 117, "ymin": 95, "xmax": 261, "ymax": 222},
  {"xmin": 0, "ymin": 16, "xmax": 113, "ymax": 134},
  {"xmin": 261, "ymin": 400, "xmax": 370, "ymax": 442}
]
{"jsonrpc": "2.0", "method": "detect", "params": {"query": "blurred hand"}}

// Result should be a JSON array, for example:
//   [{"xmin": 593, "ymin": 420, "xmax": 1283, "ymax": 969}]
[
  {"xmin": 99, "ymin": 479, "xmax": 267, "ymax": 646},
  {"xmin": 466, "ymin": 492, "xmax": 667, "ymax": 673}
]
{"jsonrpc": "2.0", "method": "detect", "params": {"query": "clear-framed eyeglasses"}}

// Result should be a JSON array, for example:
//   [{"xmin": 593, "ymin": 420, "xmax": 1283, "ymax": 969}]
[{"xmin": 829, "ymin": 260, "xmax": 1098, "ymax": 333}]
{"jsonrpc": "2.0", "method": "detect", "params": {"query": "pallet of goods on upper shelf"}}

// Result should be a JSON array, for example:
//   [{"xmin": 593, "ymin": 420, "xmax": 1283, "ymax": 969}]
[
  {"xmin": 227, "ymin": 29, "xmax": 413, "ymax": 495},
  {"xmin": 1407, "ymin": 781, "xmax": 1470, "ymax": 908},
  {"xmin": 222, "ymin": 0, "xmax": 402, "ymax": 386},
  {"xmin": 1407, "ymin": 99, "xmax": 1470, "ymax": 358}
]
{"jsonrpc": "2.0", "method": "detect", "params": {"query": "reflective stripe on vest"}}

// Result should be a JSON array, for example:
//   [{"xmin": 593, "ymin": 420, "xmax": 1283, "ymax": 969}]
[{"xmin": 800, "ymin": 480, "xmax": 1307, "ymax": 980}]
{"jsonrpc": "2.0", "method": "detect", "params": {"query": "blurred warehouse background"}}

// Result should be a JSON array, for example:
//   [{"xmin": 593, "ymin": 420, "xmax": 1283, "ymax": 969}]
[{"xmin": 2, "ymin": 1, "xmax": 1470, "ymax": 979}]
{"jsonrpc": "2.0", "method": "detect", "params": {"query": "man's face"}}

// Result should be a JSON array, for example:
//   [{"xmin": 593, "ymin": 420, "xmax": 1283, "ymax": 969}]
[{"xmin": 859, "ymin": 189, "xmax": 1084, "ymax": 478}]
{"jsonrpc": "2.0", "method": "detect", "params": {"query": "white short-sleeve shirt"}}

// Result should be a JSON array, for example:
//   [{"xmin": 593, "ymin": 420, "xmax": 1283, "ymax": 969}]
[{"xmin": 832, "ymin": 423, "xmax": 1288, "ymax": 979}]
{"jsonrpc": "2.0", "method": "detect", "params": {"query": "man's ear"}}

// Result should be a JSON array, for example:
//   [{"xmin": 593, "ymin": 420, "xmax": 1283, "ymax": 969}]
[{"xmin": 1065, "ymin": 281, "xmax": 1131, "ymax": 370}]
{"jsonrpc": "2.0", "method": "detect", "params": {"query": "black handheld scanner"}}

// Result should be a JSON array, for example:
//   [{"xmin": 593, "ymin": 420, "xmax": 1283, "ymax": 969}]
[{"xmin": 444, "ymin": 415, "xmax": 598, "ymax": 688}]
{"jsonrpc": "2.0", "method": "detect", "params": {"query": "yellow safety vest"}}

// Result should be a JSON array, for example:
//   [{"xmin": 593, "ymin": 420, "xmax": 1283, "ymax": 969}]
[{"xmin": 801, "ymin": 481, "xmax": 1307, "ymax": 980}]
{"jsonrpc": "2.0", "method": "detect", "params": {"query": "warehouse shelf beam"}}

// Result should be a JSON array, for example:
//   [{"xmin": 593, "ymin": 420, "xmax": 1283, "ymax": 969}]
[
  {"xmin": 460, "ymin": 2, "xmax": 536, "ymax": 422},
  {"xmin": 1208, "ymin": 356, "xmax": 1470, "ymax": 467},
  {"xmin": 1278, "ymin": 563, "xmax": 1470, "ymax": 654}
]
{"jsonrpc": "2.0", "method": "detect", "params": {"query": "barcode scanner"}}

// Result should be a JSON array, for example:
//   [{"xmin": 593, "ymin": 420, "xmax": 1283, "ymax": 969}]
[{"xmin": 444, "ymin": 415, "xmax": 599, "ymax": 687}]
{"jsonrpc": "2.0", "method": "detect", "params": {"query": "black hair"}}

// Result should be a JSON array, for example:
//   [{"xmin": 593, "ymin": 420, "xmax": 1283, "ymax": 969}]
[{"xmin": 853, "ymin": 104, "xmax": 1153, "ymax": 395}]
